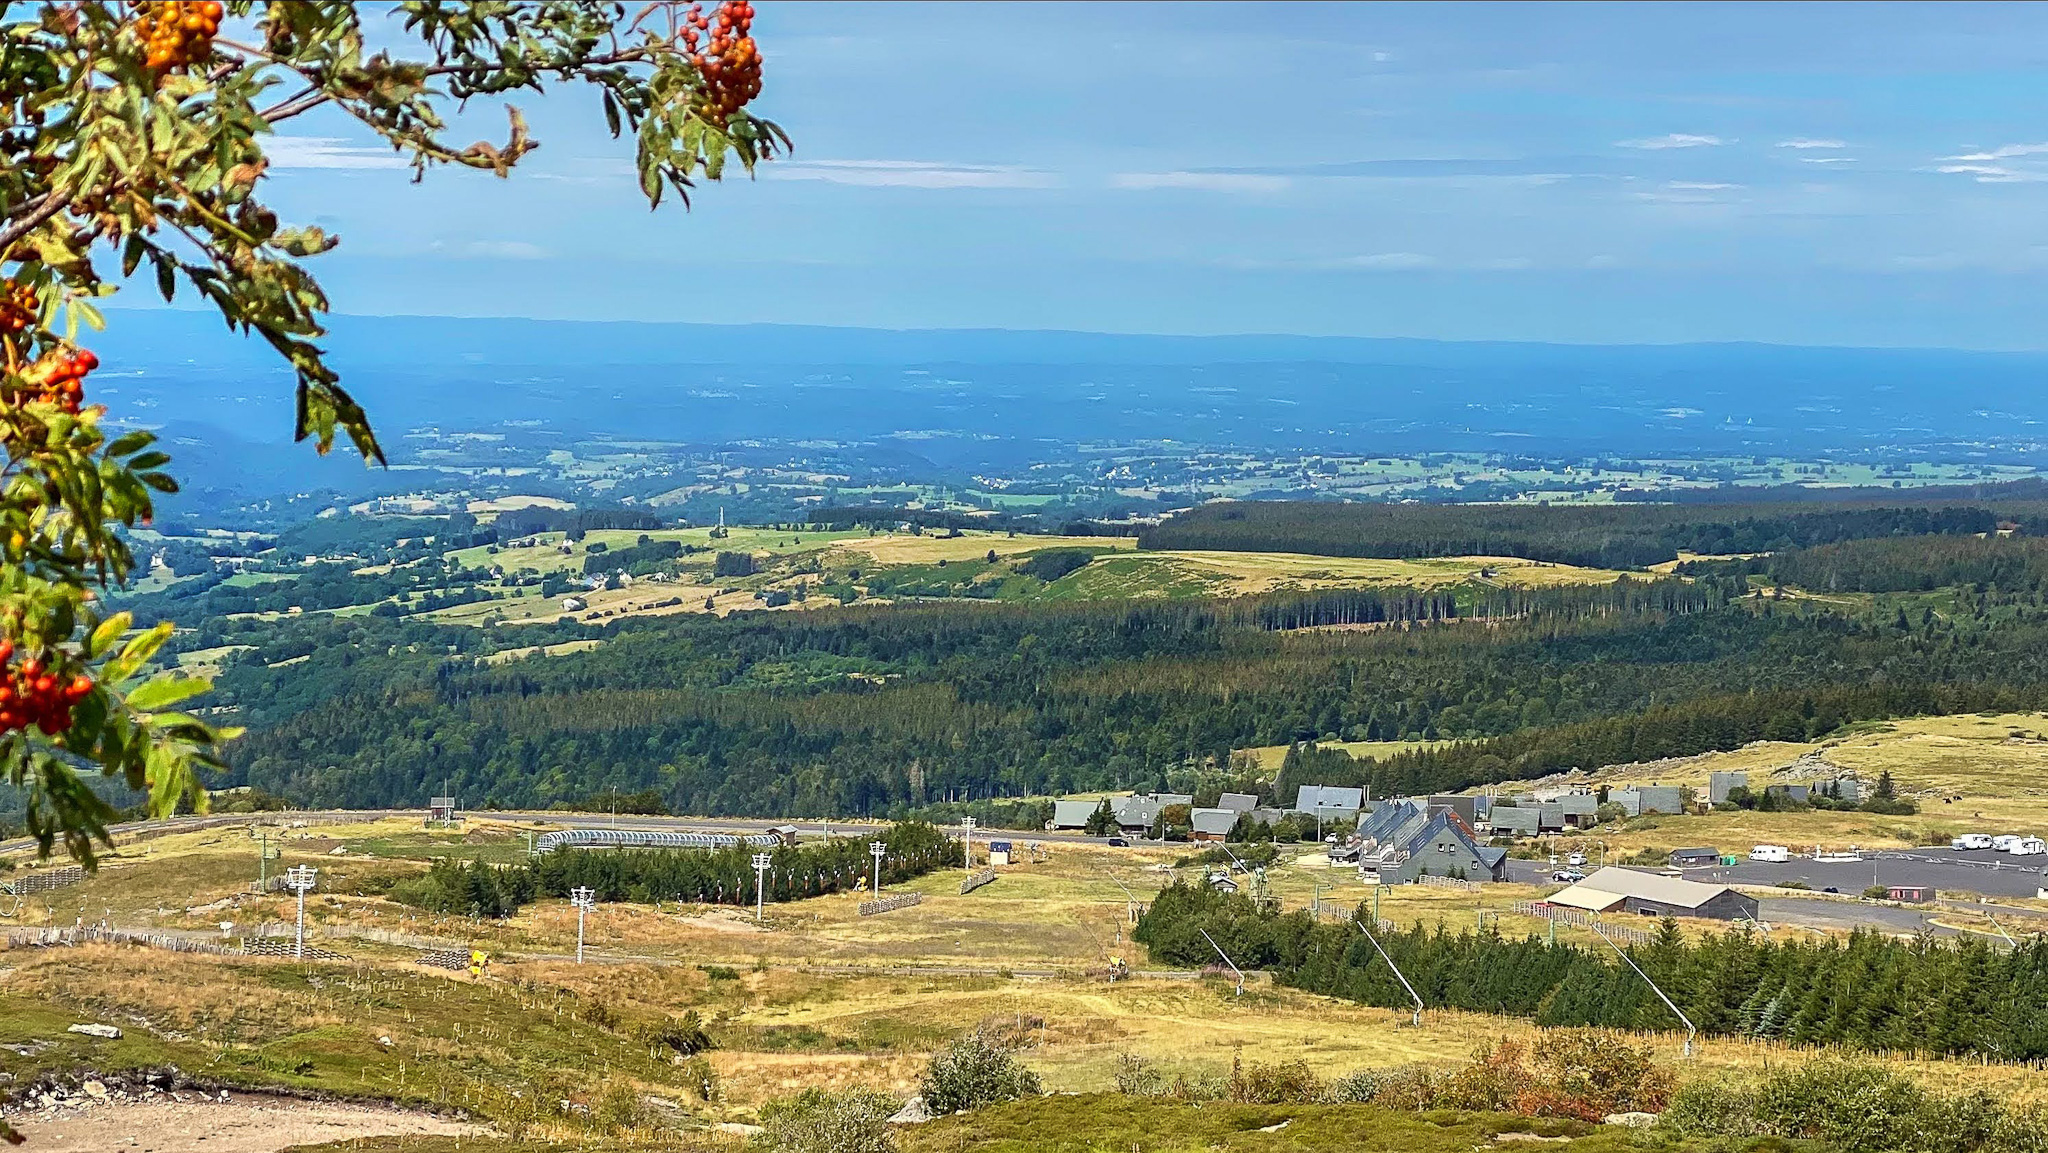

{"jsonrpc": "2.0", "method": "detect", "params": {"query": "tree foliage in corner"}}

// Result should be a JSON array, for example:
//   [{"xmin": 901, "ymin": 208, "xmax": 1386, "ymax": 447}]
[{"xmin": 0, "ymin": 0, "xmax": 786, "ymax": 867}]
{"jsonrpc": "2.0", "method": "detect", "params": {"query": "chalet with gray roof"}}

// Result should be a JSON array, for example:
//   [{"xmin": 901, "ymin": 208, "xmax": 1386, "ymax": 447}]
[
  {"xmin": 1294, "ymin": 784, "xmax": 1364, "ymax": 817},
  {"xmin": 1355, "ymin": 800, "xmax": 1508, "ymax": 884},
  {"xmin": 1189, "ymin": 808, "xmax": 1238, "ymax": 842},
  {"xmin": 1217, "ymin": 792, "xmax": 1259, "ymax": 813}
]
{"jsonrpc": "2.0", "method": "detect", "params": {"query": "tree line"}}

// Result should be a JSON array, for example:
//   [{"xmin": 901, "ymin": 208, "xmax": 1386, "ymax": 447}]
[
  {"xmin": 390, "ymin": 822, "xmax": 951, "ymax": 916},
  {"xmin": 1140, "ymin": 499, "xmax": 2028, "ymax": 570},
  {"xmin": 1136, "ymin": 884, "xmax": 2048, "ymax": 1059}
]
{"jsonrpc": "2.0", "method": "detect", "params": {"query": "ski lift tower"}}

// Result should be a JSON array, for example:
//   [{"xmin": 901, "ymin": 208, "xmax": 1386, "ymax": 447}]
[
  {"xmin": 752, "ymin": 853, "xmax": 773, "ymax": 922},
  {"xmin": 569, "ymin": 886, "xmax": 596, "ymax": 963},
  {"xmin": 282, "ymin": 865, "xmax": 317, "ymax": 960}
]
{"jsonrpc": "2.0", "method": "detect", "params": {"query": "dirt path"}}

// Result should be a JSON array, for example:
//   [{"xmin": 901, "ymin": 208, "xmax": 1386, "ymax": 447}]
[{"xmin": 3, "ymin": 1092, "xmax": 480, "ymax": 1152}]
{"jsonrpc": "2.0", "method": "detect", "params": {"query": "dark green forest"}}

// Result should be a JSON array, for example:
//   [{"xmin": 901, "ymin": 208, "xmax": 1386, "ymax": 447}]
[
  {"xmin": 1140, "ymin": 498, "xmax": 2033, "ymax": 569},
  {"xmin": 1136, "ymin": 884, "xmax": 2048, "ymax": 1059},
  {"xmin": 202, "ymin": 561, "xmax": 2048, "ymax": 816},
  {"xmin": 64, "ymin": 495, "xmax": 2048, "ymax": 821}
]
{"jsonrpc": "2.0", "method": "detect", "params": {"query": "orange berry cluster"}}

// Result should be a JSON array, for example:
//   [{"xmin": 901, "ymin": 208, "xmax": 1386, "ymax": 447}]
[
  {"xmin": 0, "ymin": 281, "xmax": 34, "ymax": 338},
  {"xmin": 21, "ymin": 348, "xmax": 96, "ymax": 414},
  {"xmin": 683, "ymin": 1, "xmax": 762, "ymax": 124},
  {"xmin": 132, "ymin": 0, "xmax": 224, "ymax": 73},
  {"xmin": 0, "ymin": 642, "xmax": 92, "ymax": 736}
]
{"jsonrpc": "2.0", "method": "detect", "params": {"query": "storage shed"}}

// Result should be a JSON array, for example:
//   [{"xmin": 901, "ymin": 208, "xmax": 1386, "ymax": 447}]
[{"xmin": 1544, "ymin": 867, "xmax": 1758, "ymax": 921}]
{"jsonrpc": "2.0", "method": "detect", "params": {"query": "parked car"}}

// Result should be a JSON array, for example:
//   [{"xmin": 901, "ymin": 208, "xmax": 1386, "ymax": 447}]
[
  {"xmin": 1550, "ymin": 869, "xmax": 1585, "ymax": 883},
  {"xmin": 1749, "ymin": 845, "xmax": 1791, "ymax": 863},
  {"xmin": 2007, "ymin": 837, "xmax": 2048, "ymax": 856},
  {"xmin": 1566, "ymin": 852, "xmax": 1586, "ymax": 866},
  {"xmin": 1105, "ymin": 837, "xmax": 1128, "ymax": 847},
  {"xmin": 1953, "ymin": 833, "xmax": 1995, "ymax": 851},
  {"xmin": 1992, "ymin": 834, "xmax": 2024, "ymax": 852}
]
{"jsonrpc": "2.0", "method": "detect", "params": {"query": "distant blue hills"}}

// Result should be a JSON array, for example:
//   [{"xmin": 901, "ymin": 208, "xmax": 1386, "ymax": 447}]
[{"xmin": 88, "ymin": 308, "xmax": 2048, "ymax": 477}]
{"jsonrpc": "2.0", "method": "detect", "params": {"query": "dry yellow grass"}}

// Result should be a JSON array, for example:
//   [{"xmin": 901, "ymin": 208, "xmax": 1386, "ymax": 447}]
[
  {"xmin": 1147, "ymin": 551, "xmax": 1630, "ymax": 595},
  {"xmin": 8, "ymin": 819, "xmax": 2047, "ymax": 1114},
  {"xmin": 825, "ymin": 532, "xmax": 1134, "ymax": 565}
]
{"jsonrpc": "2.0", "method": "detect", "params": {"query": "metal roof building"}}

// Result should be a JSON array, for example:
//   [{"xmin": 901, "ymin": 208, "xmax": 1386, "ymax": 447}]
[{"xmin": 1544, "ymin": 866, "xmax": 1757, "ymax": 921}]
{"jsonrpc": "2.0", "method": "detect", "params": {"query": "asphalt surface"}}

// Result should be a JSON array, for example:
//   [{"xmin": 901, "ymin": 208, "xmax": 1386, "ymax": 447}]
[{"xmin": 1504, "ymin": 847, "xmax": 2048, "ymax": 900}]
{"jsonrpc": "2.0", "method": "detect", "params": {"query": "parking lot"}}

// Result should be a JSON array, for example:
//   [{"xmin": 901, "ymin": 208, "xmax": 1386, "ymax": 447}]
[{"xmin": 1504, "ymin": 847, "xmax": 2048, "ymax": 901}]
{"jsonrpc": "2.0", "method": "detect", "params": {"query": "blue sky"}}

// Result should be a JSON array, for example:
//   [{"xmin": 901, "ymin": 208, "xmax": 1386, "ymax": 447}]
[{"xmin": 249, "ymin": 2, "xmax": 2048, "ymax": 348}]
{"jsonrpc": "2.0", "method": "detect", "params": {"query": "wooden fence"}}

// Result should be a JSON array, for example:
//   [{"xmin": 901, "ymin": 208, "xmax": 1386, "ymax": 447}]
[
  {"xmin": 1416, "ymin": 874, "xmax": 1482, "ymax": 893},
  {"xmin": 1510, "ymin": 901, "xmax": 1657, "ymax": 946},
  {"xmin": 959, "ymin": 869, "xmax": 998, "ymax": 895},
  {"xmin": 858, "ymin": 892, "xmax": 923, "ymax": 916},
  {"xmin": 5, "ymin": 925, "xmax": 232, "ymax": 953}
]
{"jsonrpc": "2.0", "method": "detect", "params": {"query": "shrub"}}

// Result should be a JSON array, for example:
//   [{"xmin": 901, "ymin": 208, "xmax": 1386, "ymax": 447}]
[
  {"xmin": 1434, "ymin": 1040, "xmax": 1534, "ymax": 1113},
  {"xmin": 1665, "ymin": 1060, "xmax": 2043, "ymax": 1153},
  {"xmin": 640, "ymin": 1010, "xmax": 713, "ymax": 1058},
  {"xmin": 754, "ymin": 1088, "xmax": 898, "ymax": 1153},
  {"xmin": 1226, "ymin": 1053, "xmax": 1322, "ymax": 1104},
  {"xmin": 1520, "ymin": 1029, "xmax": 1672, "ymax": 1120},
  {"xmin": 1113, "ymin": 1053, "xmax": 1164, "ymax": 1096},
  {"xmin": 593, "ymin": 1084, "xmax": 654, "ymax": 1133},
  {"xmin": 920, "ymin": 1031, "xmax": 1043, "ymax": 1115},
  {"xmin": 577, "ymin": 1000, "xmax": 622, "ymax": 1033}
]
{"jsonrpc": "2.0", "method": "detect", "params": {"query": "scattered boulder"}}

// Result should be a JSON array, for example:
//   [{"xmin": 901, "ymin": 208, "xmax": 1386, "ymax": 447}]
[
  {"xmin": 82, "ymin": 1080, "xmax": 108, "ymax": 1099},
  {"xmin": 1604, "ymin": 1112, "xmax": 1657, "ymax": 1128},
  {"xmin": 888, "ymin": 1096, "xmax": 932, "ymax": 1125},
  {"xmin": 67, "ymin": 1023, "xmax": 121, "ymax": 1039},
  {"xmin": 713, "ymin": 1122, "xmax": 764, "ymax": 1137}
]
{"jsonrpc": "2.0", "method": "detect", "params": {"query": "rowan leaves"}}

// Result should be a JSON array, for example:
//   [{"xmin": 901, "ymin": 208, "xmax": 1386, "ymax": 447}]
[{"xmin": 0, "ymin": 0, "xmax": 785, "ymax": 865}]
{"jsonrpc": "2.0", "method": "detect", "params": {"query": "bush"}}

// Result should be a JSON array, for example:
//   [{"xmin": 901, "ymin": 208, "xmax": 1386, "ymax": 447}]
[
  {"xmin": 640, "ymin": 1010, "xmax": 713, "ymax": 1058},
  {"xmin": 920, "ymin": 1031, "xmax": 1044, "ymax": 1115},
  {"xmin": 1665, "ymin": 1060, "xmax": 2043, "ymax": 1153},
  {"xmin": 1226, "ymin": 1053, "xmax": 1322, "ymax": 1104},
  {"xmin": 754, "ymin": 1087, "xmax": 898, "ymax": 1153},
  {"xmin": 1113, "ymin": 1053, "xmax": 1164, "ymax": 1096}
]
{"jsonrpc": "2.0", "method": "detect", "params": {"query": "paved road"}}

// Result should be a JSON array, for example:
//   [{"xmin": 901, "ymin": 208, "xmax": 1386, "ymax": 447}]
[
  {"xmin": 1505, "ymin": 848, "xmax": 2048, "ymax": 900},
  {"xmin": 0, "ymin": 808, "xmax": 1130, "ymax": 860}
]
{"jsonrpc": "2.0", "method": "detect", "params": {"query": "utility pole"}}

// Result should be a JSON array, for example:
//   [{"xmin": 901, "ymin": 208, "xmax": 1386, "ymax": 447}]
[
  {"xmin": 570, "ymin": 886, "xmax": 595, "ymax": 963},
  {"xmin": 283, "ymin": 865, "xmax": 317, "ymax": 961},
  {"xmin": 752, "ymin": 852, "xmax": 772, "ymax": 922},
  {"xmin": 1591, "ymin": 923, "xmax": 1698, "ymax": 1057},
  {"xmin": 960, "ymin": 817, "xmax": 976, "ymax": 871},
  {"xmin": 1354, "ymin": 918, "xmax": 1424, "ymax": 1027},
  {"xmin": 869, "ymin": 840, "xmax": 886, "ymax": 894}
]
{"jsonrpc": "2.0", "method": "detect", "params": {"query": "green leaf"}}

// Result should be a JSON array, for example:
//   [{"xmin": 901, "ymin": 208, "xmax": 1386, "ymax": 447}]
[
  {"xmin": 88, "ymin": 612, "xmax": 133, "ymax": 658},
  {"xmin": 125, "ymin": 674, "xmax": 212, "ymax": 713}
]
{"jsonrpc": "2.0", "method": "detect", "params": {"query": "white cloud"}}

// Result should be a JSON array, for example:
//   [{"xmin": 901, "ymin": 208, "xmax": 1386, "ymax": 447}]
[
  {"xmin": 768, "ymin": 160, "xmax": 1054, "ymax": 189},
  {"xmin": 1947, "ymin": 142, "xmax": 2048, "ymax": 161},
  {"xmin": 1935, "ymin": 163, "xmax": 2048, "ymax": 184},
  {"xmin": 1616, "ymin": 133, "xmax": 1724, "ymax": 150},
  {"xmin": 1110, "ymin": 171, "xmax": 1290, "ymax": 193},
  {"xmin": 1799, "ymin": 157, "xmax": 1856, "ymax": 165},
  {"xmin": 263, "ymin": 136, "xmax": 408, "ymax": 170},
  {"xmin": 1667, "ymin": 181, "xmax": 1740, "ymax": 190},
  {"xmin": 1777, "ymin": 138, "xmax": 1847, "ymax": 150}
]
